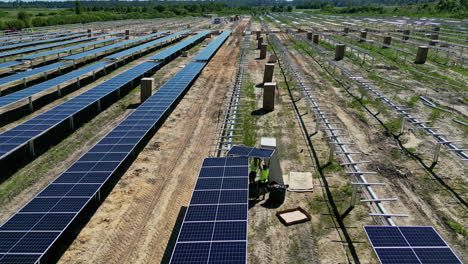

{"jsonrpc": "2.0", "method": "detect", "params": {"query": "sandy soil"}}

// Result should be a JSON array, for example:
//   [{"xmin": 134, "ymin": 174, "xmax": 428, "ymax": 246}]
[{"xmin": 57, "ymin": 21, "xmax": 246, "ymax": 264}]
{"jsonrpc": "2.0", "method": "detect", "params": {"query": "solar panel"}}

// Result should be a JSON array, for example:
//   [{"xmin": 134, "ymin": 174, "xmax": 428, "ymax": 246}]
[
  {"xmin": 0, "ymin": 34, "xmax": 102, "ymax": 59},
  {"xmin": 0, "ymin": 62, "xmax": 70, "ymax": 87},
  {"xmin": 364, "ymin": 226, "xmax": 462, "ymax": 264},
  {"xmin": 0, "ymin": 61, "xmax": 22, "ymax": 71},
  {"xmin": 0, "ymin": 32, "xmax": 94, "ymax": 52},
  {"xmin": 105, "ymin": 30, "xmax": 187, "ymax": 60},
  {"xmin": 1, "ymin": 30, "xmax": 88, "ymax": 47},
  {"xmin": 150, "ymin": 30, "xmax": 210, "ymax": 61},
  {"xmin": 63, "ymin": 31, "xmax": 169, "ymax": 60},
  {"xmin": 169, "ymin": 157, "xmax": 249, "ymax": 264},
  {"xmin": 227, "ymin": 145, "xmax": 275, "ymax": 158},
  {"xmin": 192, "ymin": 30, "xmax": 232, "ymax": 61},
  {"xmin": 0, "ymin": 61, "xmax": 111, "ymax": 110},
  {"xmin": 19, "ymin": 35, "xmax": 123, "ymax": 60},
  {"xmin": 0, "ymin": 32, "xmax": 224, "ymax": 263}
]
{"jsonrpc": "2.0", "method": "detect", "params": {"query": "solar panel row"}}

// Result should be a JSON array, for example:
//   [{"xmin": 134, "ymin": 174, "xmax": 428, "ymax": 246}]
[
  {"xmin": 0, "ymin": 61, "xmax": 23, "ymax": 71},
  {"xmin": 104, "ymin": 30, "xmax": 190, "ymax": 60},
  {"xmin": 227, "ymin": 145, "xmax": 275, "ymax": 158},
  {"xmin": 0, "ymin": 55, "xmax": 209, "ymax": 264},
  {"xmin": 364, "ymin": 226, "xmax": 462, "ymax": 264},
  {"xmin": 0, "ymin": 32, "xmax": 95, "ymax": 52},
  {"xmin": 0, "ymin": 61, "xmax": 111, "ymax": 110},
  {"xmin": 0, "ymin": 62, "xmax": 71, "ymax": 87},
  {"xmin": 170, "ymin": 157, "xmax": 249, "ymax": 264},
  {"xmin": 0, "ymin": 31, "xmax": 206, "ymax": 160},
  {"xmin": 19, "ymin": 36, "xmax": 123, "ymax": 60},
  {"xmin": 0, "ymin": 30, "xmax": 72, "ymax": 44},
  {"xmin": 1, "ymin": 30, "xmax": 88, "ymax": 47},
  {"xmin": 150, "ymin": 30, "xmax": 211, "ymax": 60},
  {"xmin": 192, "ymin": 30, "xmax": 232, "ymax": 61},
  {"xmin": 63, "ymin": 31, "xmax": 169, "ymax": 60},
  {"xmin": 0, "ymin": 34, "xmax": 102, "ymax": 59}
]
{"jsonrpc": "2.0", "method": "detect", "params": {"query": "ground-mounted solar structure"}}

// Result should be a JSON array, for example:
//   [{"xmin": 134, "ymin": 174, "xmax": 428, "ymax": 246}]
[
  {"xmin": 169, "ymin": 157, "xmax": 249, "ymax": 264},
  {"xmin": 0, "ymin": 29, "xmax": 229, "ymax": 264},
  {"xmin": 364, "ymin": 226, "xmax": 462, "ymax": 264}
]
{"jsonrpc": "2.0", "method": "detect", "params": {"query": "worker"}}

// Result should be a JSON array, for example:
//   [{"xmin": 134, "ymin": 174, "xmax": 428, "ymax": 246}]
[
  {"xmin": 249, "ymin": 158, "xmax": 260, "ymax": 184},
  {"xmin": 257, "ymin": 162, "xmax": 270, "ymax": 200},
  {"xmin": 260, "ymin": 164, "xmax": 269, "ymax": 183}
]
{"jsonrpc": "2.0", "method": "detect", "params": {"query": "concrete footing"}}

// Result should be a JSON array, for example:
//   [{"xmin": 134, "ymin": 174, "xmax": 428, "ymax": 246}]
[
  {"xmin": 87, "ymin": 29, "xmax": 92, "ymax": 38},
  {"xmin": 260, "ymin": 43, "xmax": 268, "ymax": 59},
  {"xmin": 263, "ymin": 82, "xmax": 276, "ymax": 111},
  {"xmin": 343, "ymin": 27, "xmax": 349, "ymax": 34},
  {"xmin": 307, "ymin": 32, "xmax": 313, "ymax": 40},
  {"xmin": 263, "ymin": 63, "xmax": 275, "ymax": 83},
  {"xmin": 415, "ymin": 46, "xmax": 429, "ymax": 64},
  {"xmin": 403, "ymin": 29, "xmax": 410, "ymax": 40},
  {"xmin": 383, "ymin": 36, "xmax": 392, "ymax": 47},
  {"xmin": 257, "ymin": 37, "xmax": 263, "ymax": 49},
  {"xmin": 359, "ymin": 31, "xmax": 367, "ymax": 42},
  {"xmin": 268, "ymin": 54, "xmax": 277, "ymax": 63},
  {"xmin": 335, "ymin": 44, "xmax": 346, "ymax": 61},
  {"xmin": 141, "ymin": 78, "xmax": 154, "ymax": 103},
  {"xmin": 256, "ymin": 31, "xmax": 261, "ymax": 40},
  {"xmin": 125, "ymin": 30, "xmax": 130, "ymax": 40},
  {"xmin": 312, "ymin": 34, "xmax": 320, "ymax": 44}
]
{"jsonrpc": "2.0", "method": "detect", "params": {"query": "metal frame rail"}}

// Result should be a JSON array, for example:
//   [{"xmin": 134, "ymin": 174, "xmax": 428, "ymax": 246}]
[
  {"xmin": 215, "ymin": 20, "xmax": 251, "ymax": 157},
  {"xmin": 269, "ymin": 33, "xmax": 401, "ymax": 226},
  {"xmin": 288, "ymin": 32, "xmax": 468, "ymax": 162}
]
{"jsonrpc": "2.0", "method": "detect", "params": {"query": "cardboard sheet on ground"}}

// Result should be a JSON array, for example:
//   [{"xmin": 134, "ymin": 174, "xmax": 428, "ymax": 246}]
[{"xmin": 288, "ymin": 172, "xmax": 313, "ymax": 192}]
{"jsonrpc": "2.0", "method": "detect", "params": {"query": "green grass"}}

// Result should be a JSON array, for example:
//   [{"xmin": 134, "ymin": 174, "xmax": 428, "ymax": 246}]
[
  {"xmin": 446, "ymin": 221, "xmax": 468, "ymax": 239},
  {"xmin": 240, "ymin": 75, "xmax": 258, "ymax": 147}
]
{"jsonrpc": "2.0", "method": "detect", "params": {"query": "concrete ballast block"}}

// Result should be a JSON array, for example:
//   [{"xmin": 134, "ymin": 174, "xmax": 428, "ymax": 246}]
[
  {"xmin": 263, "ymin": 82, "xmax": 276, "ymax": 111},
  {"xmin": 383, "ymin": 36, "xmax": 391, "ymax": 48},
  {"xmin": 125, "ymin": 30, "xmax": 130, "ymax": 40},
  {"xmin": 257, "ymin": 37, "xmax": 263, "ymax": 49},
  {"xmin": 256, "ymin": 31, "xmax": 261, "ymax": 40},
  {"xmin": 343, "ymin": 27, "xmax": 349, "ymax": 34},
  {"xmin": 415, "ymin": 46, "xmax": 429, "ymax": 64},
  {"xmin": 260, "ymin": 43, "xmax": 268, "ymax": 59},
  {"xmin": 268, "ymin": 54, "xmax": 277, "ymax": 63},
  {"xmin": 312, "ymin": 34, "xmax": 320, "ymax": 44},
  {"xmin": 359, "ymin": 31, "xmax": 367, "ymax": 42},
  {"xmin": 307, "ymin": 32, "xmax": 313, "ymax": 40},
  {"xmin": 335, "ymin": 44, "xmax": 346, "ymax": 61},
  {"xmin": 141, "ymin": 78, "xmax": 154, "ymax": 103},
  {"xmin": 263, "ymin": 63, "xmax": 275, "ymax": 83},
  {"xmin": 402, "ymin": 29, "xmax": 410, "ymax": 40},
  {"xmin": 87, "ymin": 29, "xmax": 92, "ymax": 38}
]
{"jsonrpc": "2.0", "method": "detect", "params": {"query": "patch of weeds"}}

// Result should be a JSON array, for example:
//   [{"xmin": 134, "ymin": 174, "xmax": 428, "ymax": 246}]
[
  {"xmin": 385, "ymin": 118, "xmax": 402, "ymax": 134},
  {"xmin": 390, "ymin": 148, "xmax": 402, "ymax": 159},
  {"xmin": 241, "ymin": 75, "xmax": 258, "ymax": 147},
  {"xmin": 407, "ymin": 96, "xmax": 419, "ymax": 108},
  {"xmin": 323, "ymin": 159, "xmax": 342, "ymax": 173},
  {"xmin": 406, "ymin": 147, "xmax": 417, "ymax": 154},
  {"xmin": 429, "ymin": 108, "xmax": 442, "ymax": 121},
  {"xmin": 446, "ymin": 221, "xmax": 468, "ymax": 239},
  {"xmin": 357, "ymin": 111, "xmax": 368, "ymax": 123}
]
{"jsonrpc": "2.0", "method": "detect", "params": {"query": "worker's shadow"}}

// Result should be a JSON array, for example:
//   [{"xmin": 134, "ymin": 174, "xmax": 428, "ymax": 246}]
[{"xmin": 248, "ymin": 182, "xmax": 286, "ymax": 209}]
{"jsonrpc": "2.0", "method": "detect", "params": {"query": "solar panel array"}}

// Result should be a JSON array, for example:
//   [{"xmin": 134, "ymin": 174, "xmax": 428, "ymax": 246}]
[
  {"xmin": 0, "ymin": 61, "xmax": 22, "ymax": 70},
  {"xmin": 0, "ymin": 32, "xmax": 93, "ymax": 51},
  {"xmin": 0, "ymin": 30, "xmax": 71, "ymax": 44},
  {"xmin": 150, "ymin": 30, "xmax": 211, "ymax": 60},
  {"xmin": 0, "ymin": 62, "xmax": 70, "ymax": 87},
  {"xmin": 364, "ymin": 226, "xmax": 462, "ymax": 264},
  {"xmin": 0, "ymin": 30, "xmax": 229, "ymax": 263},
  {"xmin": 62, "ymin": 31, "xmax": 169, "ymax": 60},
  {"xmin": 192, "ymin": 30, "xmax": 232, "ymax": 61},
  {"xmin": 227, "ymin": 145, "xmax": 275, "ymax": 158},
  {"xmin": 0, "ymin": 39, "xmax": 216, "ymax": 264},
  {"xmin": 19, "ymin": 36, "xmax": 122, "ymax": 60},
  {"xmin": 104, "ymin": 30, "xmax": 189, "ymax": 60},
  {"xmin": 1, "ymin": 30, "xmax": 87, "ymax": 47},
  {"xmin": 0, "ymin": 31, "xmax": 207, "ymax": 160},
  {"xmin": 0, "ymin": 34, "xmax": 102, "ymax": 59},
  {"xmin": 0, "ymin": 61, "xmax": 111, "ymax": 110},
  {"xmin": 170, "ymin": 157, "xmax": 249, "ymax": 264}
]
